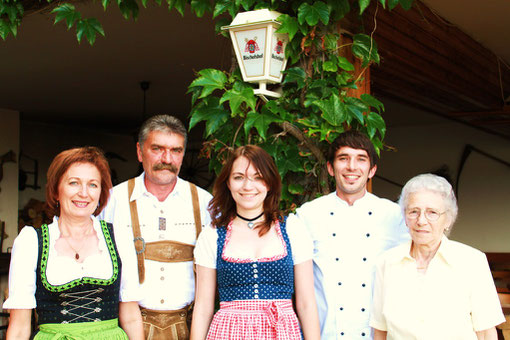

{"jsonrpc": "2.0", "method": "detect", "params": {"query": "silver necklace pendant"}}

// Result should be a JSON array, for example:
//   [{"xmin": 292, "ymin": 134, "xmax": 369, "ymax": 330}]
[{"xmin": 247, "ymin": 222, "xmax": 255, "ymax": 229}]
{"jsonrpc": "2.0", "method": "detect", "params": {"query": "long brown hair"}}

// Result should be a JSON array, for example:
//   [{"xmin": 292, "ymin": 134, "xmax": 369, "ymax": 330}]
[
  {"xmin": 46, "ymin": 146, "xmax": 112, "ymax": 217},
  {"xmin": 209, "ymin": 145, "xmax": 282, "ymax": 236}
]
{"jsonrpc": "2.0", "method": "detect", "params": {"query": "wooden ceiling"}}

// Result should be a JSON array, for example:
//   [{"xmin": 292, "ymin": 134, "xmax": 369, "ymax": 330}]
[{"xmin": 348, "ymin": 1, "xmax": 510, "ymax": 140}]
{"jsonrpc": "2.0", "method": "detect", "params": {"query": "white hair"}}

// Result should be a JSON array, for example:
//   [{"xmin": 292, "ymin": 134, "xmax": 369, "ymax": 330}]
[{"xmin": 399, "ymin": 173, "xmax": 458, "ymax": 232}]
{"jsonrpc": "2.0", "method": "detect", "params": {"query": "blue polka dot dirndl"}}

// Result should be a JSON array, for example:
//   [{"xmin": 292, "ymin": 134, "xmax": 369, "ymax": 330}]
[{"xmin": 206, "ymin": 218, "xmax": 302, "ymax": 340}]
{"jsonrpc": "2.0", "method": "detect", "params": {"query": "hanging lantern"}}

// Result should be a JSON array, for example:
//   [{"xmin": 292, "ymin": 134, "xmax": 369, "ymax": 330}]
[{"xmin": 223, "ymin": 9, "xmax": 289, "ymax": 99}]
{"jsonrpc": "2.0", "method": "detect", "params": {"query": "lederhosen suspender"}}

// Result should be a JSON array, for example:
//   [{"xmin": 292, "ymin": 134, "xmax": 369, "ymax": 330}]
[{"xmin": 127, "ymin": 178, "xmax": 202, "ymax": 284}]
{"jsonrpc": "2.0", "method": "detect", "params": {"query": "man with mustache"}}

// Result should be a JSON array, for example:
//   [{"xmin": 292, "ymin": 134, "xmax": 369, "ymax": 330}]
[
  {"xmin": 102, "ymin": 115, "xmax": 212, "ymax": 339},
  {"xmin": 295, "ymin": 130, "xmax": 409, "ymax": 340}
]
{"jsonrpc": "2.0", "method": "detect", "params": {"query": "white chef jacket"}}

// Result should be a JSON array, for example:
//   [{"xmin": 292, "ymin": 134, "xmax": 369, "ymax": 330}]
[
  {"xmin": 295, "ymin": 191, "xmax": 409, "ymax": 340},
  {"xmin": 3, "ymin": 215, "xmax": 140, "ymax": 309},
  {"xmin": 101, "ymin": 173, "xmax": 212, "ymax": 310}
]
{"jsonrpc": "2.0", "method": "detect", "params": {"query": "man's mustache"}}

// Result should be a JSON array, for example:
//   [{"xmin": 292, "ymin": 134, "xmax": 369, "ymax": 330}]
[{"xmin": 153, "ymin": 163, "xmax": 178, "ymax": 173}]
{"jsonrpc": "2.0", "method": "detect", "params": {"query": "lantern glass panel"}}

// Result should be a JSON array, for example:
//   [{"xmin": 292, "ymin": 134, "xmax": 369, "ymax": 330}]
[
  {"xmin": 270, "ymin": 33, "xmax": 287, "ymax": 78},
  {"xmin": 234, "ymin": 27, "xmax": 267, "ymax": 78}
]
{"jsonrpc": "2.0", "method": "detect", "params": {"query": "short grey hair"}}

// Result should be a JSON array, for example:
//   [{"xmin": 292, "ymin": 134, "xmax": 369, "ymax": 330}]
[
  {"xmin": 399, "ymin": 173, "xmax": 458, "ymax": 232},
  {"xmin": 138, "ymin": 114, "xmax": 187, "ymax": 148}
]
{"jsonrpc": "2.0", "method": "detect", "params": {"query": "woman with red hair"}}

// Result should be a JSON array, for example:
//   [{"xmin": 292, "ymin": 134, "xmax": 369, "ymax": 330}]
[{"xmin": 5, "ymin": 147, "xmax": 143, "ymax": 339}]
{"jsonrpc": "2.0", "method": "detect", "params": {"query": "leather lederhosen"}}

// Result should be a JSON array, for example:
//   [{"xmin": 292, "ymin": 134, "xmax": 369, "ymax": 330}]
[{"xmin": 127, "ymin": 178, "xmax": 202, "ymax": 340}]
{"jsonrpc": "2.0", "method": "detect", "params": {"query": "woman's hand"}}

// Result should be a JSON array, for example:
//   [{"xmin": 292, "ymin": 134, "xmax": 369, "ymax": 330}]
[
  {"xmin": 374, "ymin": 329, "xmax": 387, "ymax": 340},
  {"xmin": 6, "ymin": 309, "xmax": 32, "ymax": 340},
  {"xmin": 294, "ymin": 260, "xmax": 320, "ymax": 340},
  {"xmin": 119, "ymin": 301, "xmax": 144, "ymax": 340},
  {"xmin": 190, "ymin": 265, "xmax": 217, "ymax": 340}
]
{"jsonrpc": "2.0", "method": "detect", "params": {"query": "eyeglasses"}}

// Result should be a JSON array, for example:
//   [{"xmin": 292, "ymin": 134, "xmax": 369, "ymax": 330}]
[{"xmin": 406, "ymin": 208, "xmax": 446, "ymax": 221}]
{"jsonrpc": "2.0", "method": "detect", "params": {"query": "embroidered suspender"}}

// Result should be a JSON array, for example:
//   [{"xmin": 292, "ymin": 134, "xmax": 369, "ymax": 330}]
[{"xmin": 127, "ymin": 178, "xmax": 203, "ymax": 284}]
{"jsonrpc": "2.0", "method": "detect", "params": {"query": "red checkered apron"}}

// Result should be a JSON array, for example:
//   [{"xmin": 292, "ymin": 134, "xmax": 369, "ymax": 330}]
[{"xmin": 206, "ymin": 299, "xmax": 302, "ymax": 340}]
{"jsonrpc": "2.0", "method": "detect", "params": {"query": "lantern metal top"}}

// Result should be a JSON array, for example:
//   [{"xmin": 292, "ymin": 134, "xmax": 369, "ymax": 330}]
[{"xmin": 222, "ymin": 9, "xmax": 282, "ymax": 30}]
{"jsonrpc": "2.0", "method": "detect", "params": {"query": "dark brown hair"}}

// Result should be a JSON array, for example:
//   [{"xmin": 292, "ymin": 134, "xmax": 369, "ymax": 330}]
[
  {"xmin": 327, "ymin": 130, "xmax": 379, "ymax": 168},
  {"xmin": 209, "ymin": 145, "xmax": 282, "ymax": 236},
  {"xmin": 45, "ymin": 146, "xmax": 112, "ymax": 217}
]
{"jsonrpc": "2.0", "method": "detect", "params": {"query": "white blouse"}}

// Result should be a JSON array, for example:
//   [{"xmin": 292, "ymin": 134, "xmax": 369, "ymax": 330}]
[
  {"xmin": 194, "ymin": 214, "xmax": 313, "ymax": 268},
  {"xmin": 3, "ymin": 216, "xmax": 141, "ymax": 309}
]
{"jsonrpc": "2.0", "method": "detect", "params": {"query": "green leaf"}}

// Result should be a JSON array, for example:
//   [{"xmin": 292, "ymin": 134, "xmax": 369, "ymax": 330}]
[
  {"xmin": 388, "ymin": 0, "xmax": 399, "ymax": 9},
  {"xmin": 214, "ymin": 17, "xmax": 231, "ymax": 36},
  {"xmin": 358, "ymin": 0, "xmax": 370, "ymax": 14},
  {"xmin": 288, "ymin": 182, "xmax": 305, "ymax": 194},
  {"xmin": 399, "ymin": 0, "xmax": 413, "ymax": 10},
  {"xmin": 337, "ymin": 56, "xmax": 354, "ymax": 71},
  {"xmin": 52, "ymin": 4, "xmax": 81, "ymax": 30},
  {"xmin": 282, "ymin": 67, "xmax": 306, "ymax": 89},
  {"xmin": 213, "ymin": 0, "xmax": 237, "ymax": 18},
  {"xmin": 189, "ymin": 69, "xmax": 228, "ymax": 98},
  {"xmin": 352, "ymin": 33, "xmax": 380, "ymax": 65},
  {"xmin": 297, "ymin": 1, "xmax": 330, "ymax": 26},
  {"xmin": 189, "ymin": 97, "xmax": 229, "ymax": 136},
  {"xmin": 2, "ymin": 3, "xmax": 20, "ymax": 23},
  {"xmin": 167, "ymin": 0, "xmax": 186, "ymax": 16},
  {"xmin": 365, "ymin": 111, "xmax": 386, "ymax": 139},
  {"xmin": 336, "ymin": 71, "xmax": 352, "ymax": 86},
  {"xmin": 76, "ymin": 18, "xmax": 104, "ymax": 45},
  {"xmin": 360, "ymin": 93, "xmax": 384, "ymax": 113},
  {"xmin": 345, "ymin": 97, "xmax": 368, "ymax": 124},
  {"xmin": 239, "ymin": 0, "xmax": 256, "ymax": 11},
  {"xmin": 323, "ymin": 60, "xmax": 337, "ymax": 72},
  {"xmin": 276, "ymin": 14, "xmax": 299, "ymax": 41},
  {"xmin": 276, "ymin": 146, "xmax": 305, "ymax": 175},
  {"xmin": 379, "ymin": 0, "xmax": 386, "ymax": 9},
  {"xmin": 220, "ymin": 82, "xmax": 256, "ymax": 116},
  {"xmin": 244, "ymin": 109, "xmax": 283, "ymax": 141},
  {"xmin": 323, "ymin": 33, "xmax": 338, "ymax": 51},
  {"xmin": 0, "ymin": 20, "xmax": 13, "ymax": 39},
  {"xmin": 191, "ymin": 0, "xmax": 212, "ymax": 18},
  {"xmin": 265, "ymin": 101, "xmax": 294, "ymax": 121},
  {"xmin": 313, "ymin": 93, "xmax": 347, "ymax": 126},
  {"xmin": 118, "ymin": 0, "xmax": 139, "ymax": 20},
  {"xmin": 102, "ymin": 0, "xmax": 111, "ymax": 10},
  {"xmin": 327, "ymin": 0, "xmax": 350, "ymax": 20}
]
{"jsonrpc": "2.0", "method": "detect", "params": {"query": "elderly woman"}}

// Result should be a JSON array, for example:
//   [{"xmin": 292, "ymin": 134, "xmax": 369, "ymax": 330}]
[
  {"xmin": 190, "ymin": 145, "xmax": 320, "ymax": 340},
  {"xmin": 5, "ymin": 147, "xmax": 143, "ymax": 339},
  {"xmin": 370, "ymin": 173, "xmax": 505, "ymax": 340}
]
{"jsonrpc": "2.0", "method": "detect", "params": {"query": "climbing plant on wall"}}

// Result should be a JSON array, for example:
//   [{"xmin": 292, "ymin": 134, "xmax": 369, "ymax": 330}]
[{"xmin": 0, "ymin": 0, "xmax": 414, "ymax": 209}]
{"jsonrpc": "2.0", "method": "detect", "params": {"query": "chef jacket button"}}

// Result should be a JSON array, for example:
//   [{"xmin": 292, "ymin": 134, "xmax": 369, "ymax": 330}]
[
  {"xmin": 362, "ymin": 283, "xmax": 366, "ymax": 287},
  {"xmin": 335, "ymin": 258, "xmax": 339, "ymax": 261},
  {"xmin": 366, "ymin": 233, "xmax": 370, "ymax": 237},
  {"xmin": 362, "ymin": 332, "xmax": 366, "ymax": 336},
  {"xmin": 338, "ymin": 282, "xmax": 342, "ymax": 286},
  {"xmin": 332, "ymin": 233, "xmax": 336, "ymax": 237},
  {"xmin": 339, "ymin": 307, "xmax": 343, "ymax": 311},
  {"xmin": 160, "ymin": 299, "xmax": 165, "ymax": 304},
  {"xmin": 330, "ymin": 212, "xmax": 334, "ymax": 215},
  {"xmin": 340, "ymin": 332, "xmax": 344, "ymax": 336},
  {"xmin": 363, "ymin": 257, "xmax": 367, "ymax": 261},
  {"xmin": 368, "ymin": 211, "xmax": 372, "ymax": 215},
  {"xmin": 361, "ymin": 308, "xmax": 365, "ymax": 312}
]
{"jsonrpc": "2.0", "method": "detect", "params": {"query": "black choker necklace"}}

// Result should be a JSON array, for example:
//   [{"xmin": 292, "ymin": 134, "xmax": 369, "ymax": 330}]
[{"xmin": 236, "ymin": 212, "xmax": 264, "ymax": 229}]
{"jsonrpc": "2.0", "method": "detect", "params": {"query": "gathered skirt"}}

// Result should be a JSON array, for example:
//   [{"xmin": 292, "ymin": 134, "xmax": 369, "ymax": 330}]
[
  {"xmin": 35, "ymin": 318, "xmax": 128, "ymax": 339},
  {"xmin": 206, "ymin": 299, "xmax": 302, "ymax": 340}
]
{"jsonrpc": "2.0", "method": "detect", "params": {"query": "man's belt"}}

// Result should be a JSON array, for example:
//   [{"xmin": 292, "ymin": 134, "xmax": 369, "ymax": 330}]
[{"xmin": 128, "ymin": 178, "xmax": 203, "ymax": 283}]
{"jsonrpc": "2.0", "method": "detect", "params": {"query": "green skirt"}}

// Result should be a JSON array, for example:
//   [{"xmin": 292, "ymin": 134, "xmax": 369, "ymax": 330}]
[{"xmin": 35, "ymin": 318, "xmax": 128, "ymax": 340}]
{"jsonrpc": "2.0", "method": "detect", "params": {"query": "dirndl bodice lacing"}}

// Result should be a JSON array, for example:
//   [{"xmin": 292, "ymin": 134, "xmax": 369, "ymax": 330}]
[{"xmin": 34, "ymin": 221, "xmax": 122, "ymax": 325}]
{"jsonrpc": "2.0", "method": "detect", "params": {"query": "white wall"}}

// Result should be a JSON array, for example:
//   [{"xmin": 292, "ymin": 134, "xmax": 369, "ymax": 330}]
[
  {"xmin": 0, "ymin": 109, "xmax": 20, "ymax": 252},
  {"xmin": 373, "ymin": 98, "xmax": 510, "ymax": 252}
]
